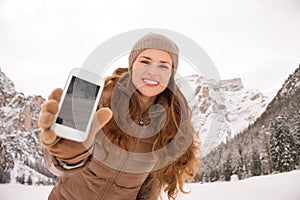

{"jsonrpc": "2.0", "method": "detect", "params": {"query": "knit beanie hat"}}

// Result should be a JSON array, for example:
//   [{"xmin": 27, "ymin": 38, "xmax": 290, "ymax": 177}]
[{"xmin": 128, "ymin": 33, "xmax": 179, "ymax": 70}]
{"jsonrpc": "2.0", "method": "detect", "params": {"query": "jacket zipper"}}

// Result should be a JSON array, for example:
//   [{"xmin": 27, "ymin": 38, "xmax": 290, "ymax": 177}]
[
  {"xmin": 97, "ymin": 152, "xmax": 130, "ymax": 200},
  {"xmin": 97, "ymin": 119, "xmax": 142, "ymax": 200}
]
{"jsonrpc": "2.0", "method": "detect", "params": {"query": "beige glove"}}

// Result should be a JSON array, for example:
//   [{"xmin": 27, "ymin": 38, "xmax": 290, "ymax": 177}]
[{"xmin": 38, "ymin": 88, "xmax": 112, "ymax": 165}]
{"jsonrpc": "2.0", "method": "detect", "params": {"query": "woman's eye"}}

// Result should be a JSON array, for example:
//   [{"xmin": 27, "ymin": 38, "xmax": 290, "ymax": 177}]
[
  {"xmin": 159, "ymin": 65, "xmax": 170, "ymax": 69},
  {"xmin": 140, "ymin": 60, "xmax": 150, "ymax": 64}
]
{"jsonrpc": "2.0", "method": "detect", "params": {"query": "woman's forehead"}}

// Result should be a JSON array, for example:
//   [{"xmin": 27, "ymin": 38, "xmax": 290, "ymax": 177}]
[{"xmin": 137, "ymin": 49, "xmax": 172, "ymax": 63}]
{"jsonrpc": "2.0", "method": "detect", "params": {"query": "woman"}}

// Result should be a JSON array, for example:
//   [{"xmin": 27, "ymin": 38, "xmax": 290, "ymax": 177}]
[{"xmin": 39, "ymin": 33, "xmax": 200, "ymax": 200}]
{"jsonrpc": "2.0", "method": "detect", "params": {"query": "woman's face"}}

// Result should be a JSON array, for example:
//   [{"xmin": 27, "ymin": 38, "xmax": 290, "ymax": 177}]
[{"xmin": 131, "ymin": 49, "xmax": 173, "ymax": 98}]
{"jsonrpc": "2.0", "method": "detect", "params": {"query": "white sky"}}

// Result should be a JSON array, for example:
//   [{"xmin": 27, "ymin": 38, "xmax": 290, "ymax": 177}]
[{"xmin": 0, "ymin": 0, "xmax": 299, "ymax": 98}]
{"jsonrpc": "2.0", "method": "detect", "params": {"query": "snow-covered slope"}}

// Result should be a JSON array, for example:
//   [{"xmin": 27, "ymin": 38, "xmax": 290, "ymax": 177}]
[
  {"xmin": 176, "ymin": 75, "xmax": 270, "ymax": 156},
  {"xmin": 1, "ymin": 170, "xmax": 299, "ymax": 200}
]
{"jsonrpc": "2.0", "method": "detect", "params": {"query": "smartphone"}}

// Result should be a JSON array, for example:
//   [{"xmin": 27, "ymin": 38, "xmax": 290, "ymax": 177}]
[{"xmin": 51, "ymin": 68, "xmax": 104, "ymax": 142}]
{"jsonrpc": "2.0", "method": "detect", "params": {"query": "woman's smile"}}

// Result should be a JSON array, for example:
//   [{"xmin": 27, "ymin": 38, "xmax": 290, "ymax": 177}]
[{"xmin": 142, "ymin": 78, "xmax": 160, "ymax": 87}]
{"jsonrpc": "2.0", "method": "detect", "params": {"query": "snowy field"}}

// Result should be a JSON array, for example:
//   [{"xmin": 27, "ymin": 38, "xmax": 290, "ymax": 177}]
[{"xmin": 0, "ymin": 170, "xmax": 299, "ymax": 200}]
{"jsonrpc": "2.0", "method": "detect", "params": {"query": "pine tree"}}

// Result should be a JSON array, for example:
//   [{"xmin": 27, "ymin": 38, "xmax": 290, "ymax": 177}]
[
  {"xmin": 269, "ymin": 116, "xmax": 297, "ymax": 172},
  {"xmin": 292, "ymin": 110, "xmax": 300, "ymax": 165},
  {"xmin": 262, "ymin": 131, "xmax": 272, "ymax": 174},
  {"xmin": 0, "ymin": 166, "xmax": 11, "ymax": 183},
  {"xmin": 251, "ymin": 148, "xmax": 261, "ymax": 176},
  {"xmin": 17, "ymin": 174, "xmax": 25, "ymax": 184},
  {"xmin": 223, "ymin": 153, "xmax": 232, "ymax": 181},
  {"xmin": 209, "ymin": 168, "xmax": 220, "ymax": 182},
  {"xmin": 234, "ymin": 158, "xmax": 244, "ymax": 179},
  {"xmin": 27, "ymin": 175, "xmax": 33, "ymax": 185}
]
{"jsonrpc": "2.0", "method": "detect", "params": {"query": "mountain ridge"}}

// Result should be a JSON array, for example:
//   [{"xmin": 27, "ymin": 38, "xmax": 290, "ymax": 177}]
[{"xmin": 0, "ymin": 67, "xmax": 274, "ymax": 185}]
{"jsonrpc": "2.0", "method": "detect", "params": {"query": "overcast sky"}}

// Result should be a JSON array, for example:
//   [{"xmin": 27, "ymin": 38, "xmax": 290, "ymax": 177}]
[{"xmin": 0, "ymin": 0, "xmax": 299, "ymax": 98}]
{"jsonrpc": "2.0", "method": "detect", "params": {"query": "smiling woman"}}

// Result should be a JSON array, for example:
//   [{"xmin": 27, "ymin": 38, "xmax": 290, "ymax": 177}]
[{"xmin": 39, "ymin": 32, "xmax": 200, "ymax": 200}]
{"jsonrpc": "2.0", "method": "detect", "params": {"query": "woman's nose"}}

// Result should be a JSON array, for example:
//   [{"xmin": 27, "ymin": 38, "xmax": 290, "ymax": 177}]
[{"xmin": 146, "ymin": 64, "xmax": 159, "ymax": 75}]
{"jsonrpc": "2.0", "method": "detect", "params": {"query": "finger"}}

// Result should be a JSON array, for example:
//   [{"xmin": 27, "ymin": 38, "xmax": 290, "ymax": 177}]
[
  {"xmin": 48, "ymin": 88, "xmax": 63, "ymax": 102},
  {"xmin": 96, "ymin": 107, "xmax": 112, "ymax": 128},
  {"xmin": 41, "ymin": 100, "xmax": 59, "ymax": 114},
  {"xmin": 38, "ymin": 111, "xmax": 56, "ymax": 129},
  {"xmin": 39, "ymin": 129, "xmax": 58, "ymax": 146}
]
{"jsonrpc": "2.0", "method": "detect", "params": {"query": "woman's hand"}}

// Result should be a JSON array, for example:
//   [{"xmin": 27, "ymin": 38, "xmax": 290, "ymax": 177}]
[{"xmin": 38, "ymin": 88, "xmax": 112, "ymax": 165}]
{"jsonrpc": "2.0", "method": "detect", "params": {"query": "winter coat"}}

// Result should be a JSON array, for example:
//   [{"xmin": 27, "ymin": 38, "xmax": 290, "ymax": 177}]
[
  {"xmin": 45, "ymin": 73, "xmax": 167, "ymax": 200},
  {"xmin": 45, "ymin": 139, "xmax": 159, "ymax": 200}
]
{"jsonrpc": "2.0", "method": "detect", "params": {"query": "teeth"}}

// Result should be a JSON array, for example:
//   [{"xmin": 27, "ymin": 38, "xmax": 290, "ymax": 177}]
[{"xmin": 143, "ymin": 78, "xmax": 159, "ymax": 85}]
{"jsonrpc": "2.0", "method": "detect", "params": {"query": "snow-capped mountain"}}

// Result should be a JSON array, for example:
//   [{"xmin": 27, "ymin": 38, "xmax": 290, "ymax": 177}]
[
  {"xmin": 0, "ymin": 68, "xmax": 56, "ymax": 185},
  {"xmin": 176, "ymin": 75, "xmax": 270, "ymax": 156}
]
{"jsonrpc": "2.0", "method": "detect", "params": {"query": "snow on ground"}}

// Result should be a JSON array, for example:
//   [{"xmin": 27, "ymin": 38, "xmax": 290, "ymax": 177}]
[
  {"xmin": 168, "ymin": 170, "xmax": 300, "ymax": 200},
  {"xmin": 0, "ymin": 184, "xmax": 52, "ymax": 200},
  {"xmin": 1, "ymin": 170, "xmax": 300, "ymax": 200}
]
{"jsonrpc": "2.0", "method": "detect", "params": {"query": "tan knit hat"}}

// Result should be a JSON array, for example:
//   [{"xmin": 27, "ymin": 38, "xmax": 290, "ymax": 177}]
[{"xmin": 128, "ymin": 33, "xmax": 179, "ymax": 70}]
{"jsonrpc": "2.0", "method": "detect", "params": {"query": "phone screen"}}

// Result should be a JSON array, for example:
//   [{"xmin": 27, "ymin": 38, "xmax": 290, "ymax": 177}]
[{"xmin": 56, "ymin": 76, "xmax": 100, "ymax": 131}]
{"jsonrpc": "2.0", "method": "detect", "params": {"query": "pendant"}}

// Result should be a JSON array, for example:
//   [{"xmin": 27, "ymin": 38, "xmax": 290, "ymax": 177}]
[{"xmin": 139, "ymin": 118, "xmax": 144, "ymax": 125}]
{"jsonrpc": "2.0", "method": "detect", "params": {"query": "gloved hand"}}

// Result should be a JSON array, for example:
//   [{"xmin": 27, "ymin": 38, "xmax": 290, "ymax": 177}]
[{"xmin": 38, "ymin": 88, "xmax": 112, "ymax": 165}]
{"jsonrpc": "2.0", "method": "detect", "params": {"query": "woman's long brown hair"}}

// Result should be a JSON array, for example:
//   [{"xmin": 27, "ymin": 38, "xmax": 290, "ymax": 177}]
[{"xmin": 100, "ymin": 68, "xmax": 200, "ymax": 200}]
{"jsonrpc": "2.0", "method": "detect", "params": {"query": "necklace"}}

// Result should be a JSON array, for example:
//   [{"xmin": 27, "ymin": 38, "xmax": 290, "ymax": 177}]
[
  {"xmin": 137, "ymin": 93, "xmax": 145, "ymax": 126},
  {"xmin": 139, "ymin": 117, "xmax": 144, "ymax": 126}
]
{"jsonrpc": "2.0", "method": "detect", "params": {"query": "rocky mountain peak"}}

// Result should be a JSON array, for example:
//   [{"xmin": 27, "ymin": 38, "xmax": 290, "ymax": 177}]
[
  {"xmin": 176, "ymin": 74, "xmax": 270, "ymax": 156},
  {"xmin": 219, "ymin": 78, "xmax": 244, "ymax": 92},
  {"xmin": 0, "ymin": 68, "xmax": 17, "ymax": 107},
  {"xmin": 0, "ymin": 69, "xmax": 55, "ymax": 185}
]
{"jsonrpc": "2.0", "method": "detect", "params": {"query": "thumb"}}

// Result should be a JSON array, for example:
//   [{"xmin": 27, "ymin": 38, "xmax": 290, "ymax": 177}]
[
  {"xmin": 96, "ymin": 107, "xmax": 112, "ymax": 129},
  {"xmin": 88, "ymin": 107, "xmax": 112, "ymax": 137}
]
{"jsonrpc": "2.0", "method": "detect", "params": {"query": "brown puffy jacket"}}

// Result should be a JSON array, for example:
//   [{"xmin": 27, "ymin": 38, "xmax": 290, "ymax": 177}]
[
  {"xmin": 45, "ymin": 136, "xmax": 160, "ymax": 200},
  {"xmin": 45, "ymin": 72, "xmax": 166, "ymax": 200}
]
